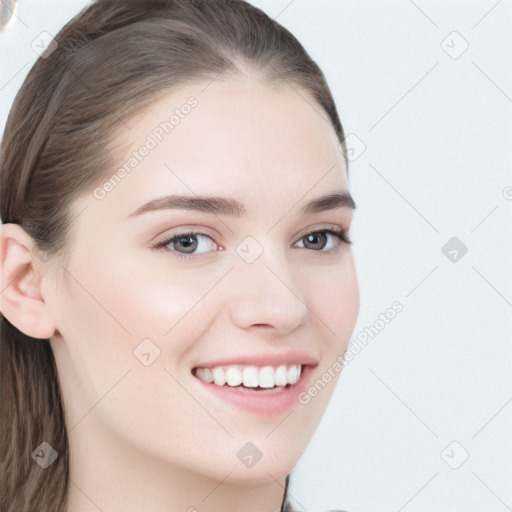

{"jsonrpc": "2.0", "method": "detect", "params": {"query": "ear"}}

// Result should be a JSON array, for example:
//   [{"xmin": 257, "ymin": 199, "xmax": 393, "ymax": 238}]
[{"xmin": 0, "ymin": 223, "xmax": 57, "ymax": 339}]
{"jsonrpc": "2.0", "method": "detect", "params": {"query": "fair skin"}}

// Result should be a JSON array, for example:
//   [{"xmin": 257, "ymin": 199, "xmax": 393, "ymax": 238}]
[{"xmin": 0, "ymin": 77, "xmax": 359, "ymax": 512}]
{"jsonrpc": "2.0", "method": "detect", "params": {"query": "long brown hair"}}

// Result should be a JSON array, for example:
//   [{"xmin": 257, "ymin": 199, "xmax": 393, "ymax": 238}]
[{"xmin": 0, "ymin": 1, "xmax": 348, "ymax": 510}]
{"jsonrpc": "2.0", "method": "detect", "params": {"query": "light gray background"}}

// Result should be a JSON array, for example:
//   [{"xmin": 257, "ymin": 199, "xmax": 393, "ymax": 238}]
[{"xmin": 1, "ymin": 1, "xmax": 511, "ymax": 511}]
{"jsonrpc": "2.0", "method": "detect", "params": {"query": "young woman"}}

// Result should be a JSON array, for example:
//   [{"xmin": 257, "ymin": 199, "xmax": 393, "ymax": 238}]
[{"xmin": 0, "ymin": 1, "xmax": 359, "ymax": 510}]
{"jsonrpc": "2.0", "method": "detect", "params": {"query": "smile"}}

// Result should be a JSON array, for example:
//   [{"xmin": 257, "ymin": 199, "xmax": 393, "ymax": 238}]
[
  {"xmin": 191, "ymin": 357, "xmax": 317, "ymax": 416},
  {"xmin": 193, "ymin": 364, "xmax": 302, "ymax": 391}
]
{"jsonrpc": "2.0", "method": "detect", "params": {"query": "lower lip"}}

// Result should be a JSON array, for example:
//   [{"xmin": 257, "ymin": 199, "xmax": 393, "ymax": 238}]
[{"xmin": 193, "ymin": 365, "xmax": 315, "ymax": 416}]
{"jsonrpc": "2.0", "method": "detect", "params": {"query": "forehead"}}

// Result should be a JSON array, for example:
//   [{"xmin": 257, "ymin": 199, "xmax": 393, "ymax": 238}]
[
  {"xmin": 125, "ymin": 79, "xmax": 344, "ymax": 174},
  {"xmin": 82, "ymin": 79, "xmax": 349, "ymax": 222}
]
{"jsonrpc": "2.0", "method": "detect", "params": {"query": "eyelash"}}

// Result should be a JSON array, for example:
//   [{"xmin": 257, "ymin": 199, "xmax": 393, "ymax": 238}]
[{"xmin": 152, "ymin": 226, "xmax": 352, "ymax": 261}]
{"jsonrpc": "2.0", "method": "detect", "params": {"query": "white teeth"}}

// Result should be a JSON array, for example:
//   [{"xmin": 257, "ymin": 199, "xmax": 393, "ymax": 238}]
[
  {"xmin": 226, "ymin": 367, "xmax": 242, "ymax": 386},
  {"xmin": 259, "ymin": 366, "xmax": 275, "ymax": 388},
  {"xmin": 195, "ymin": 364, "xmax": 303, "ymax": 389},
  {"xmin": 290, "ymin": 364, "xmax": 302, "ymax": 384},
  {"xmin": 212, "ymin": 367, "xmax": 226, "ymax": 386},
  {"xmin": 242, "ymin": 366, "xmax": 259, "ymax": 388},
  {"xmin": 274, "ymin": 365, "xmax": 288, "ymax": 386},
  {"xmin": 195, "ymin": 367, "xmax": 213, "ymax": 383},
  {"xmin": 287, "ymin": 365, "xmax": 298, "ymax": 384}
]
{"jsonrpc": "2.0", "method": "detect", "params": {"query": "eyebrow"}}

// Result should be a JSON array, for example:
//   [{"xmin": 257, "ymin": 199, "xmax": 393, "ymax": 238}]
[{"xmin": 127, "ymin": 192, "xmax": 356, "ymax": 219}]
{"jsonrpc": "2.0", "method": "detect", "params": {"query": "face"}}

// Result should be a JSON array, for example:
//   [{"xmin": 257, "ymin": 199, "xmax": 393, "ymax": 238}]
[{"xmin": 45, "ymin": 78, "xmax": 359, "ymax": 484}]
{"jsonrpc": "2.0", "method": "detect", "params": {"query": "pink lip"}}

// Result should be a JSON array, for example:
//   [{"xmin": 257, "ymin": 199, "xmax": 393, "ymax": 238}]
[
  {"xmin": 192, "ymin": 363, "xmax": 316, "ymax": 417},
  {"xmin": 192, "ymin": 350, "xmax": 319, "ymax": 369}
]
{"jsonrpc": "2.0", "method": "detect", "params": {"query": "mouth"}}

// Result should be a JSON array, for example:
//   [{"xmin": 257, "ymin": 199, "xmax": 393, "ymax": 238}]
[
  {"xmin": 191, "ymin": 362, "xmax": 315, "ymax": 416},
  {"xmin": 192, "ymin": 363, "xmax": 303, "ymax": 393}
]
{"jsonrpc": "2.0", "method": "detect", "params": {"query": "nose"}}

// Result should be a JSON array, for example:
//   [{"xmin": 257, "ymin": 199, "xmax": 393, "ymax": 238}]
[{"xmin": 227, "ymin": 248, "xmax": 309, "ymax": 334}]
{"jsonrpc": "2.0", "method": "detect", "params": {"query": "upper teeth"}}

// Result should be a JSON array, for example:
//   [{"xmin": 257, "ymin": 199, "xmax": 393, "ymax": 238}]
[{"xmin": 194, "ymin": 364, "xmax": 302, "ymax": 388}]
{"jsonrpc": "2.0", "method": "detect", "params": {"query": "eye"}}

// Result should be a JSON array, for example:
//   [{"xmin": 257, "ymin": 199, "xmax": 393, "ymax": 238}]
[
  {"xmin": 152, "ymin": 226, "xmax": 352, "ymax": 260},
  {"xmin": 295, "ymin": 228, "xmax": 352, "ymax": 253},
  {"xmin": 153, "ymin": 231, "xmax": 220, "ymax": 259}
]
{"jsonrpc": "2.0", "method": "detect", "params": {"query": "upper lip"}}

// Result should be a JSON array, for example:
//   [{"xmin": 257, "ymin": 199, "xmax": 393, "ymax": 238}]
[{"xmin": 192, "ymin": 350, "xmax": 319, "ymax": 369}]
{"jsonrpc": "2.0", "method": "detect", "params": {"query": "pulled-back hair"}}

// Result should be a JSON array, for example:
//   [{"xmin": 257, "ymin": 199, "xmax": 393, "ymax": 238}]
[{"xmin": 0, "ymin": 1, "xmax": 347, "ymax": 510}]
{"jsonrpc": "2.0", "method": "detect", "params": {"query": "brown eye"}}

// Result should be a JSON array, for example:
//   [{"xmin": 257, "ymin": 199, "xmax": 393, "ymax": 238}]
[
  {"xmin": 302, "ymin": 232, "xmax": 328, "ymax": 250},
  {"xmin": 295, "ymin": 229, "xmax": 351, "ymax": 253}
]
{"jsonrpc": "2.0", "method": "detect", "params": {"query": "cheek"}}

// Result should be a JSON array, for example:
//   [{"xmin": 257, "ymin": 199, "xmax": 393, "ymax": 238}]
[
  {"xmin": 67, "ymin": 250, "xmax": 228, "ymax": 342},
  {"xmin": 305, "ymin": 252, "xmax": 360, "ymax": 349}
]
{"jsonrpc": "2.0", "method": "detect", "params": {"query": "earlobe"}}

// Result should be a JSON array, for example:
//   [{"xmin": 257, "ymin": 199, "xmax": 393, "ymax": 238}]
[{"xmin": 0, "ymin": 223, "xmax": 57, "ymax": 339}]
